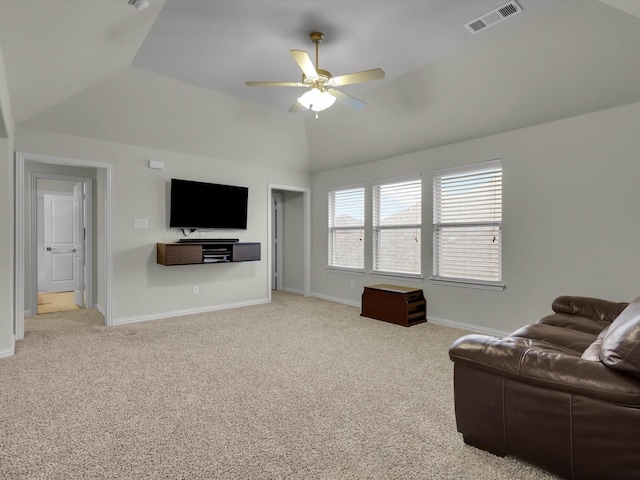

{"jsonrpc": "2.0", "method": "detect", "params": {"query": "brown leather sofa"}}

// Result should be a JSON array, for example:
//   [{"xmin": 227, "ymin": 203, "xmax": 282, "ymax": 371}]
[{"xmin": 449, "ymin": 295, "xmax": 640, "ymax": 480}]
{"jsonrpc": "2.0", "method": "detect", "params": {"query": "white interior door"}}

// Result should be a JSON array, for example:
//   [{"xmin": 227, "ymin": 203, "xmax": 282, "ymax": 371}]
[{"xmin": 43, "ymin": 194, "xmax": 76, "ymax": 293}]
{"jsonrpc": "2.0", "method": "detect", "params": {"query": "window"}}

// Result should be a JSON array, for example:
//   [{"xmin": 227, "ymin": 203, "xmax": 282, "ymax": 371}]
[
  {"xmin": 328, "ymin": 185, "xmax": 365, "ymax": 270},
  {"xmin": 432, "ymin": 160, "xmax": 503, "ymax": 289},
  {"xmin": 373, "ymin": 175, "xmax": 422, "ymax": 276}
]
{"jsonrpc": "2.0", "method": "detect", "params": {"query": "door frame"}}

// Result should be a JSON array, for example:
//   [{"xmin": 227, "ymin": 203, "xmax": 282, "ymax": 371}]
[
  {"xmin": 267, "ymin": 183, "xmax": 310, "ymax": 302},
  {"xmin": 271, "ymin": 191, "xmax": 284, "ymax": 291},
  {"xmin": 15, "ymin": 151, "xmax": 112, "ymax": 340},
  {"xmin": 31, "ymin": 173, "xmax": 93, "ymax": 313}
]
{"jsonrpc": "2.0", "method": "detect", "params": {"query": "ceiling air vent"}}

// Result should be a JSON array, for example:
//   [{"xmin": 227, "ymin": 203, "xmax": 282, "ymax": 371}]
[{"xmin": 464, "ymin": 1, "xmax": 522, "ymax": 34}]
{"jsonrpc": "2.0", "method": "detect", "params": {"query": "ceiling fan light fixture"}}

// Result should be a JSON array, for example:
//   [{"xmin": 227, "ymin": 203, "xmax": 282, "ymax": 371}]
[{"xmin": 297, "ymin": 88, "xmax": 336, "ymax": 112}]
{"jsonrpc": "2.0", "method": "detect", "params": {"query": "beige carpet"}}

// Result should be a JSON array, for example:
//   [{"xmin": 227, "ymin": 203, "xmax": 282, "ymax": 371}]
[{"xmin": 1, "ymin": 292, "xmax": 558, "ymax": 479}]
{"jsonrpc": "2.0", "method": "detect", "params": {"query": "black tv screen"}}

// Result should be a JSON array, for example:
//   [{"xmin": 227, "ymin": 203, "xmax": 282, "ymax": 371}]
[{"xmin": 169, "ymin": 178, "xmax": 248, "ymax": 229}]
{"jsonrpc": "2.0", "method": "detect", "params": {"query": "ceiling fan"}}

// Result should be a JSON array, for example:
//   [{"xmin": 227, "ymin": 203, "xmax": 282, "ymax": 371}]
[{"xmin": 245, "ymin": 32, "xmax": 385, "ymax": 118}]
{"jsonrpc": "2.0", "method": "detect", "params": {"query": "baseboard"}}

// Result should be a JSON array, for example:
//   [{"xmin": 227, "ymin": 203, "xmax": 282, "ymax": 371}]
[
  {"xmin": 112, "ymin": 297, "xmax": 270, "ymax": 326},
  {"xmin": 94, "ymin": 303, "xmax": 105, "ymax": 317},
  {"xmin": 0, "ymin": 336, "xmax": 16, "ymax": 359},
  {"xmin": 310, "ymin": 292, "xmax": 508, "ymax": 336},
  {"xmin": 428, "ymin": 315, "xmax": 509, "ymax": 337},
  {"xmin": 310, "ymin": 292, "xmax": 360, "ymax": 308},
  {"xmin": 281, "ymin": 287, "xmax": 304, "ymax": 295}
]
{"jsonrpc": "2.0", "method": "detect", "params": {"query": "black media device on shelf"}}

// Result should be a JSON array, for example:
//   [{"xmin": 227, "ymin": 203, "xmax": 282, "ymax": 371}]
[
  {"xmin": 169, "ymin": 178, "xmax": 248, "ymax": 230},
  {"xmin": 177, "ymin": 238, "xmax": 239, "ymax": 244}
]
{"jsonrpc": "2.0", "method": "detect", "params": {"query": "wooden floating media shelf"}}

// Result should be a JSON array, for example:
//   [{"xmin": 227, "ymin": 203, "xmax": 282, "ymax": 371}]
[{"xmin": 156, "ymin": 242, "xmax": 261, "ymax": 266}]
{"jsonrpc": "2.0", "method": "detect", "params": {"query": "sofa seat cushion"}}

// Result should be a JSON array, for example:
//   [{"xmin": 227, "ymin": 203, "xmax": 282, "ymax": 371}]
[
  {"xmin": 538, "ymin": 313, "xmax": 608, "ymax": 335},
  {"xmin": 601, "ymin": 297, "xmax": 640, "ymax": 379},
  {"xmin": 512, "ymin": 323, "xmax": 597, "ymax": 354}
]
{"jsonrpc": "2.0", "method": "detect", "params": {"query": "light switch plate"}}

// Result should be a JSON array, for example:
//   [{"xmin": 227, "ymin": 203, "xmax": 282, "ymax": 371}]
[{"xmin": 134, "ymin": 218, "xmax": 149, "ymax": 229}]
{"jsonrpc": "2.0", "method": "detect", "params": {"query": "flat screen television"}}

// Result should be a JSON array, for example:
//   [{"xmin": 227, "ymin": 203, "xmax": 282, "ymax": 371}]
[{"xmin": 169, "ymin": 178, "xmax": 248, "ymax": 229}]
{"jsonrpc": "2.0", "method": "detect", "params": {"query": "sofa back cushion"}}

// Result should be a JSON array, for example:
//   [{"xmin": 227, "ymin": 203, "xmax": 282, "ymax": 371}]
[
  {"xmin": 581, "ymin": 325, "xmax": 610, "ymax": 361},
  {"xmin": 600, "ymin": 296, "xmax": 640, "ymax": 378},
  {"xmin": 552, "ymin": 296, "xmax": 629, "ymax": 324}
]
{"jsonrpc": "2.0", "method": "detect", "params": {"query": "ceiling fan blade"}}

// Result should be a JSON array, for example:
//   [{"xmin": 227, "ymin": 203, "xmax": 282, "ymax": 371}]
[
  {"xmin": 290, "ymin": 50, "xmax": 318, "ymax": 78},
  {"xmin": 330, "ymin": 68, "xmax": 385, "ymax": 86},
  {"xmin": 288, "ymin": 99, "xmax": 306, "ymax": 112},
  {"xmin": 329, "ymin": 89, "xmax": 366, "ymax": 110},
  {"xmin": 245, "ymin": 81, "xmax": 305, "ymax": 87}
]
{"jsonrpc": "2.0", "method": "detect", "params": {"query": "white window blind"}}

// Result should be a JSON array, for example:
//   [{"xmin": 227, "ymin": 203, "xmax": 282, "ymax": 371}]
[
  {"xmin": 328, "ymin": 185, "xmax": 365, "ymax": 270},
  {"xmin": 433, "ymin": 160, "xmax": 502, "ymax": 286},
  {"xmin": 373, "ymin": 175, "xmax": 422, "ymax": 276}
]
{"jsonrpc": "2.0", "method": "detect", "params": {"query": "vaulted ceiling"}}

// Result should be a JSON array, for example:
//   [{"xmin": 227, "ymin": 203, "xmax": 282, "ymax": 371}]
[{"xmin": 1, "ymin": 0, "xmax": 640, "ymax": 172}]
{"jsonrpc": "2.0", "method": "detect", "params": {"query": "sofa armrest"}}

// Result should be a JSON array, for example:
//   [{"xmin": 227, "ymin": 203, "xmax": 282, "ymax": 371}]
[
  {"xmin": 449, "ymin": 334, "xmax": 640, "ymax": 405},
  {"xmin": 552, "ymin": 295, "xmax": 629, "ymax": 324}
]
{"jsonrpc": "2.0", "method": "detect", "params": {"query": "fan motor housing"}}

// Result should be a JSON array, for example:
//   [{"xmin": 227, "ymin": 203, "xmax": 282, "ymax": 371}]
[{"xmin": 302, "ymin": 68, "xmax": 332, "ymax": 86}]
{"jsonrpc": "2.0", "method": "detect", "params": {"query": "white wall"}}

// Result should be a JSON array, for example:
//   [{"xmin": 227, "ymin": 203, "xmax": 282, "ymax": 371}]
[
  {"xmin": 311, "ymin": 101, "xmax": 640, "ymax": 334},
  {"xmin": 21, "ymin": 67, "xmax": 312, "ymax": 173},
  {"xmin": 0, "ymin": 42, "xmax": 14, "ymax": 357},
  {"xmin": 0, "ymin": 136, "xmax": 14, "ymax": 356},
  {"xmin": 15, "ymin": 128, "xmax": 310, "ymax": 323}
]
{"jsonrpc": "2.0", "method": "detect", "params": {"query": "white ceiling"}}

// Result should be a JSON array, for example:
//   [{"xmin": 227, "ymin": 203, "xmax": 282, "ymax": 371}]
[
  {"xmin": 1, "ymin": 0, "xmax": 640, "ymax": 172},
  {"xmin": 132, "ymin": 0, "xmax": 553, "ymax": 112},
  {"xmin": 0, "ymin": 0, "xmax": 163, "ymax": 125}
]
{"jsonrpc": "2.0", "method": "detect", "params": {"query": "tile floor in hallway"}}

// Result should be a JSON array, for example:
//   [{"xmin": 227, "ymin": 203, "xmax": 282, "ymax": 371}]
[{"xmin": 37, "ymin": 291, "xmax": 81, "ymax": 314}]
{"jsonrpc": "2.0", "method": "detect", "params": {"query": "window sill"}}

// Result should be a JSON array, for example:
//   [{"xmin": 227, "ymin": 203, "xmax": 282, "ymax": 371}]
[
  {"xmin": 326, "ymin": 266, "xmax": 365, "ymax": 274},
  {"xmin": 371, "ymin": 271, "xmax": 424, "ymax": 283},
  {"xmin": 430, "ymin": 277, "xmax": 505, "ymax": 291}
]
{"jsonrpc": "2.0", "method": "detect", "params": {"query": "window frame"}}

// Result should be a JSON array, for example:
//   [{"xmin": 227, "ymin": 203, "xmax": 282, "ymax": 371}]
[
  {"xmin": 431, "ymin": 159, "xmax": 505, "ymax": 291},
  {"xmin": 327, "ymin": 183, "xmax": 366, "ymax": 272},
  {"xmin": 372, "ymin": 173, "xmax": 423, "ymax": 279}
]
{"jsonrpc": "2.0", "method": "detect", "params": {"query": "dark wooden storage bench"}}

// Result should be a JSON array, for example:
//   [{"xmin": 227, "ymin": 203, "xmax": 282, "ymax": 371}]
[{"xmin": 361, "ymin": 284, "xmax": 427, "ymax": 327}]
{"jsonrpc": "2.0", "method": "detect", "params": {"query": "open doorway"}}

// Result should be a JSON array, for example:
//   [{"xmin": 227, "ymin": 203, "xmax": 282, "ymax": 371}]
[
  {"xmin": 15, "ymin": 151, "xmax": 112, "ymax": 341},
  {"xmin": 271, "ymin": 189, "xmax": 306, "ymax": 294},
  {"xmin": 33, "ymin": 176, "xmax": 92, "ymax": 315},
  {"xmin": 267, "ymin": 184, "xmax": 310, "ymax": 301}
]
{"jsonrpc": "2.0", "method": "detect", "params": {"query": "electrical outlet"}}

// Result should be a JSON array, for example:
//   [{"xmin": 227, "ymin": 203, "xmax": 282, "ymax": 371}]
[
  {"xmin": 350, "ymin": 281, "xmax": 355, "ymax": 289},
  {"xmin": 192, "ymin": 285, "xmax": 199, "ymax": 294}
]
